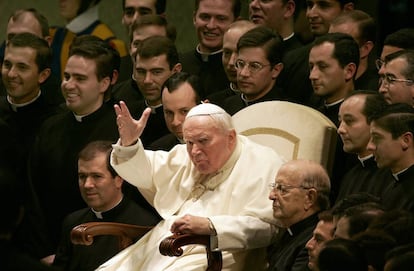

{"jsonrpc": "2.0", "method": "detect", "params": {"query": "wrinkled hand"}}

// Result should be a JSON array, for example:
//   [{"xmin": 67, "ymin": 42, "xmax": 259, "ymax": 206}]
[
  {"xmin": 114, "ymin": 101, "xmax": 151, "ymax": 146},
  {"xmin": 170, "ymin": 214, "xmax": 211, "ymax": 235}
]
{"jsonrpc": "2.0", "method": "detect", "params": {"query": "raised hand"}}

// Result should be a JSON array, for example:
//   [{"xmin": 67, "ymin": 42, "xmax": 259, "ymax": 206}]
[{"xmin": 114, "ymin": 101, "xmax": 151, "ymax": 146}]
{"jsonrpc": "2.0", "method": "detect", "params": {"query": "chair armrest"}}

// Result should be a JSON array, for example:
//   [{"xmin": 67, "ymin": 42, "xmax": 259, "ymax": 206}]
[
  {"xmin": 71, "ymin": 222, "xmax": 153, "ymax": 250},
  {"xmin": 159, "ymin": 234, "xmax": 222, "ymax": 271}
]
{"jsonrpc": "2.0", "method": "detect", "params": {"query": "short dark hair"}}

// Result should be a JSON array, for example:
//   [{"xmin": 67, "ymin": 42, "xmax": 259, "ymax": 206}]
[
  {"xmin": 194, "ymin": 0, "xmax": 241, "ymax": 18},
  {"xmin": 331, "ymin": 10, "xmax": 376, "ymax": 46},
  {"xmin": 129, "ymin": 14, "xmax": 176, "ymax": 43},
  {"xmin": 8, "ymin": 8, "xmax": 50, "ymax": 39},
  {"xmin": 331, "ymin": 192, "xmax": 381, "ymax": 218},
  {"xmin": 122, "ymin": 0, "xmax": 166, "ymax": 14},
  {"xmin": 161, "ymin": 72, "xmax": 201, "ymax": 104},
  {"xmin": 345, "ymin": 91, "xmax": 387, "ymax": 124},
  {"xmin": 136, "ymin": 35, "xmax": 179, "ymax": 69},
  {"xmin": 384, "ymin": 50, "xmax": 414, "ymax": 81},
  {"xmin": 69, "ymin": 35, "xmax": 120, "ymax": 82},
  {"xmin": 237, "ymin": 26, "xmax": 284, "ymax": 66},
  {"xmin": 318, "ymin": 238, "xmax": 367, "ymax": 271},
  {"xmin": 312, "ymin": 32, "xmax": 360, "ymax": 71},
  {"xmin": 383, "ymin": 28, "xmax": 414, "ymax": 50},
  {"xmin": 78, "ymin": 140, "xmax": 117, "ymax": 178},
  {"xmin": 6, "ymin": 32, "xmax": 51, "ymax": 72},
  {"xmin": 370, "ymin": 103, "xmax": 414, "ymax": 139}
]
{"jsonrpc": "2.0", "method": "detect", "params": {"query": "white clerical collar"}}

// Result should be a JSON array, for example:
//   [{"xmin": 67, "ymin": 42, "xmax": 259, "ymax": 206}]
[
  {"xmin": 325, "ymin": 98, "xmax": 344, "ymax": 108},
  {"xmin": 229, "ymin": 82, "xmax": 240, "ymax": 93},
  {"xmin": 66, "ymin": 5, "xmax": 99, "ymax": 33},
  {"xmin": 283, "ymin": 32, "xmax": 295, "ymax": 41},
  {"xmin": 91, "ymin": 197, "xmax": 123, "ymax": 219},
  {"xmin": 357, "ymin": 154, "xmax": 373, "ymax": 167},
  {"xmin": 196, "ymin": 44, "xmax": 223, "ymax": 62},
  {"xmin": 73, "ymin": 113, "xmax": 88, "ymax": 122},
  {"xmin": 7, "ymin": 90, "xmax": 41, "ymax": 112},
  {"xmin": 145, "ymin": 100, "xmax": 162, "ymax": 114},
  {"xmin": 392, "ymin": 167, "xmax": 410, "ymax": 181}
]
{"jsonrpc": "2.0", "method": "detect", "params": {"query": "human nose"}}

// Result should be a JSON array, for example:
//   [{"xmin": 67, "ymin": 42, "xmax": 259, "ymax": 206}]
[
  {"xmin": 306, "ymin": 5, "xmax": 318, "ymax": 18},
  {"xmin": 366, "ymin": 138, "xmax": 376, "ymax": 152},
  {"xmin": 81, "ymin": 176, "xmax": 95, "ymax": 188},
  {"xmin": 378, "ymin": 78, "xmax": 388, "ymax": 94},
  {"xmin": 228, "ymin": 52, "xmax": 238, "ymax": 67},
  {"xmin": 206, "ymin": 17, "xmax": 217, "ymax": 29},
  {"xmin": 305, "ymin": 237, "xmax": 314, "ymax": 250},
  {"xmin": 249, "ymin": 0, "xmax": 260, "ymax": 9},
  {"xmin": 337, "ymin": 121, "xmax": 346, "ymax": 135},
  {"xmin": 5, "ymin": 65, "xmax": 17, "ymax": 77},
  {"xmin": 309, "ymin": 66, "xmax": 318, "ymax": 80},
  {"xmin": 144, "ymin": 72, "xmax": 152, "ymax": 83}
]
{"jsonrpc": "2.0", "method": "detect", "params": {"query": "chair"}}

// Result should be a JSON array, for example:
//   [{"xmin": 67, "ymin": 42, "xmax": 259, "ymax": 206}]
[
  {"xmin": 70, "ymin": 101, "xmax": 337, "ymax": 270},
  {"xmin": 232, "ymin": 101, "xmax": 337, "ymax": 175}
]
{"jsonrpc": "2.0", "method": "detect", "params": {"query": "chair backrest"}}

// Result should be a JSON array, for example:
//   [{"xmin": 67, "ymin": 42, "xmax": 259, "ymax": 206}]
[{"xmin": 232, "ymin": 101, "xmax": 337, "ymax": 175}]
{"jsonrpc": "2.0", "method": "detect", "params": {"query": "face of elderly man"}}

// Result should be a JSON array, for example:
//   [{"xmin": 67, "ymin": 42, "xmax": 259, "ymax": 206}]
[
  {"xmin": 269, "ymin": 160, "xmax": 327, "ymax": 227},
  {"xmin": 183, "ymin": 114, "xmax": 236, "ymax": 175}
]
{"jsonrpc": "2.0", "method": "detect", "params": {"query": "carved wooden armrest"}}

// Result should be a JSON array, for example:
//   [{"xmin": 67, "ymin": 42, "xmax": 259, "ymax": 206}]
[
  {"xmin": 159, "ymin": 234, "xmax": 223, "ymax": 271},
  {"xmin": 71, "ymin": 222, "xmax": 153, "ymax": 250}
]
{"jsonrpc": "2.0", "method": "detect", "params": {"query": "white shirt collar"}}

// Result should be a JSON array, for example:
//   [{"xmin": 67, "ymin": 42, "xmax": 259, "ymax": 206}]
[
  {"xmin": 66, "ymin": 5, "xmax": 99, "ymax": 33},
  {"xmin": 7, "ymin": 90, "xmax": 41, "ymax": 112}
]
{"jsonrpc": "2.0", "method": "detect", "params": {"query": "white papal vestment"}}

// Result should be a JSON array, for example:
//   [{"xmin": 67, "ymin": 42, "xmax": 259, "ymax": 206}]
[{"xmin": 96, "ymin": 135, "xmax": 284, "ymax": 271}]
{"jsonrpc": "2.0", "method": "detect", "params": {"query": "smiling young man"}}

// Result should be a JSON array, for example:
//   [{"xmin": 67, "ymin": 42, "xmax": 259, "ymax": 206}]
[
  {"xmin": 180, "ymin": 0, "xmax": 241, "ymax": 97},
  {"xmin": 29, "ymin": 36, "xmax": 122, "ymax": 260}
]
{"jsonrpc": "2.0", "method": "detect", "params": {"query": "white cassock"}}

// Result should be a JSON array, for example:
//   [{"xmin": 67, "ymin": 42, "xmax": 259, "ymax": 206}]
[{"xmin": 96, "ymin": 135, "xmax": 284, "ymax": 271}]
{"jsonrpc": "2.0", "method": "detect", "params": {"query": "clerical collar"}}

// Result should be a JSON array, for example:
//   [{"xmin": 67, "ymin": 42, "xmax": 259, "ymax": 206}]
[
  {"xmin": 145, "ymin": 100, "xmax": 163, "ymax": 114},
  {"xmin": 283, "ymin": 32, "xmax": 295, "ymax": 41},
  {"xmin": 66, "ymin": 5, "xmax": 99, "ymax": 33},
  {"xmin": 240, "ymin": 93, "xmax": 249, "ymax": 106},
  {"xmin": 229, "ymin": 82, "xmax": 240, "ymax": 93},
  {"xmin": 7, "ymin": 91, "xmax": 41, "ymax": 112},
  {"xmin": 358, "ymin": 154, "xmax": 373, "ymax": 167},
  {"xmin": 196, "ymin": 44, "xmax": 223, "ymax": 62},
  {"xmin": 73, "ymin": 113, "xmax": 88, "ymax": 122},
  {"xmin": 91, "ymin": 196, "xmax": 123, "ymax": 219},
  {"xmin": 324, "ymin": 98, "xmax": 344, "ymax": 108},
  {"xmin": 392, "ymin": 167, "xmax": 410, "ymax": 181}
]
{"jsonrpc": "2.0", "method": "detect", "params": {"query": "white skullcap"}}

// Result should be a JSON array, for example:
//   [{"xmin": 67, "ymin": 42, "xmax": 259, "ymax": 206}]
[{"xmin": 185, "ymin": 103, "xmax": 226, "ymax": 119}]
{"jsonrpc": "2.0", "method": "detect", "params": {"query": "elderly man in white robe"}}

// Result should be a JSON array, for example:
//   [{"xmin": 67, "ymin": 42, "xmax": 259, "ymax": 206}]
[{"xmin": 97, "ymin": 102, "xmax": 284, "ymax": 271}]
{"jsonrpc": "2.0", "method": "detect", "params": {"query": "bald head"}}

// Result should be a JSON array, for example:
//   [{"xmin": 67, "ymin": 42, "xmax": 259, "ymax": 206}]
[{"xmin": 222, "ymin": 20, "xmax": 257, "ymax": 83}]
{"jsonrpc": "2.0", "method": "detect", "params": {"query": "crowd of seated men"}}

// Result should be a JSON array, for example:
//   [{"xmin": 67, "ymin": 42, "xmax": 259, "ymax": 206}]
[{"xmin": 1, "ymin": 0, "xmax": 414, "ymax": 270}]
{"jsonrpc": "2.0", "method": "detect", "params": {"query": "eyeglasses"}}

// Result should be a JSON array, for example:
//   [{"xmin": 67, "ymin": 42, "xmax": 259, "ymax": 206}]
[
  {"xmin": 123, "ymin": 6, "xmax": 154, "ymax": 18},
  {"xmin": 379, "ymin": 74, "xmax": 414, "ymax": 86},
  {"xmin": 268, "ymin": 182, "xmax": 312, "ymax": 195},
  {"xmin": 375, "ymin": 58, "xmax": 384, "ymax": 70},
  {"xmin": 235, "ymin": 59, "xmax": 271, "ymax": 74}
]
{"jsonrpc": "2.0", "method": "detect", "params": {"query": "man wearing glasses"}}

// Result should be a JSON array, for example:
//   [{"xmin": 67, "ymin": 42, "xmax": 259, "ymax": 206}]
[
  {"xmin": 379, "ymin": 50, "xmax": 414, "ymax": 107},
  {"xmin": 221, "ymin": 26, "xmax": 285, "ymax": 115},
  {"xmin": 267, "ymin": 159, "xmax": 331, "ymax": 271}
]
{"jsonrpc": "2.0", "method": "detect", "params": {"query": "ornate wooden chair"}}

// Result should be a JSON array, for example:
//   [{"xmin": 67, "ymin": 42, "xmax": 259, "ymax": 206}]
[
  {"xmin": 70, "ymin": 101, "xmax": 337, "ymax": 270},
  {"xmin": 71, "ymin": 222, "xmax": 222, "ymax": 271}
]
